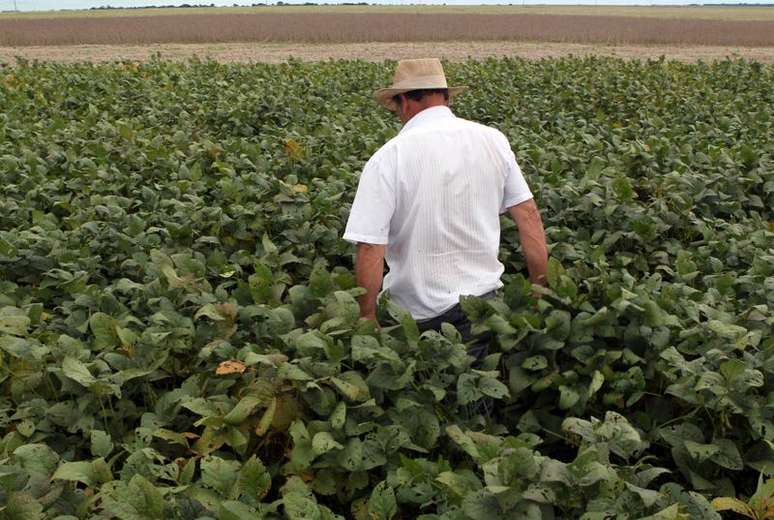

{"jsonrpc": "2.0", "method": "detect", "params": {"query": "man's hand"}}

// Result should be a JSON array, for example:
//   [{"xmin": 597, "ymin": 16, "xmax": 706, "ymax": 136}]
[
  {"xmin": 355, "ymin": 242, "xmax": 386, "ymax": 321},
  {"xmin": 508, "ymin": 199, "xmax": 548, "ymax": 287}
]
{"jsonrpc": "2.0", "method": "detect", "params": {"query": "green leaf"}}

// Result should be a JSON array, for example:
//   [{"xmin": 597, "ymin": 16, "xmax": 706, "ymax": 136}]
[
  {"xmin": 462, "ymin": 489, "xmax": 506, "ymax": 520},
  {"xmin": 218, "ymin": 501, "xmax": 260, "ymax": 520},
  {"xmin": 545, "ymin": 257, "xmax": 565, "ymax": 289},
  {"xmin": 659, "ymin": 483, "xmax": 721, "ymax": 520},
  {"xmin": 194, "ymin": 303, "xmax": 228, "ymax": 321},
  {"xmin": 521, "ymin": 355, "xmax": 548, "ymax": 371},
  {"xmin": 720, "ymin": 359, "xmax": 747, "ymax": 382},
  {"xmin": 115, "ymin": 326, "xmax": 137, "ymax": 348},
  {"xmin": 540, "ymin": 459, "xmax": 572, "ymax": 485},
  {"xmin": 200, "ymin": 456, "xmax": 240, "ymax": 498},
  {"xmin": 436, "ymin": 470, "xmax": 483, "ymax": 497},
  {"xmin": 91, "ymin": 430, "xmax": 114, "ymax": 458},
  {"xmin": 499, "ymin": 447, "xmax": 540, "ymax": 483},
  {"xmin": 749, "ymin": 474, "xmax": 774, "ymax": 512},
  {"xmin": 0, "ymin": 237, "xmax": 18, "ymax": 257},
  {"xmin": 127, "ymin": 474, "xmax": 165, "ymax": 518},
  {"xmin": 612, "ymin": 176, "xmax": 634, "ymax": 200},
  {"xmin": 446, "ymin": 425, "xmax": 480, "ymax": 460},
  {"xmin": 3, "ymin": 492, "xmax": 44, "ymax": 520},
  {"xmin": 282, "ymin": 476, "xmax": 321, "ymax": 520},
  {"xmin": 12, "ymin": 444, "xmax": 59, "ymax": 476},
  {"xmin": 337, "ymin": 437, "xmax": 364, "ymax": 472},
  {"xmin": 313, "ymin": 432, "xmax": 344, "ymax": 455},
  {"xmin": 0, "ymin": 336, "xmax": 48, "ymax": 361},
  {"xmin": 478, "ymin": 377, "xmax": 510, "ymax": 400},
  {"xmin": 89, "ymin": 312, "xmax": 117, "ymax": 348},
  {"xmin": 239, "ymin": 456, "xmax": 272, "ymax": 506},
  {"xmin": 179, "ymin": 458, "xmax": 196, "ymax": 486},
  {"xmin": 545, "ymin": 310, "xmax": 571, "ymax": 340},
  {"xmin": 588, "ymin": 370, "xmax": 605, "ymax": 398},
  {"xmin": 640, "ymin": 504, "xmax": 691, "ymax": 520},
  {"xmin": 457, "ymin": 373, "xmax": 482, "ymax": 405},
  {"xmin": 331, "ymin": 371, "xmax": 370, "ymax": 402},
  {"xmin": 684, "ymin": 440, "xmax": 719, "ymax": 463},
  {"xmin": 351, "ymin": 334, "xmax": 400, "ymax": 365},
  {"xmin": 330, "ymin": 401, "xmax": 346, "ymax": 430},
  {"xmin": 278, "ymin": 363, "xmax": 314, "ymax": 381},
  {"xmin": 52, "ymin": 459, "xmax": 111, "ymax": 487},
  {"xmin": 61, "ymin": 357, "xmax": 97, "ymax": 387},
  {"xmin": 309, "ymin": 263, "xmax": 334, "ymax": 298},
  {"xmin": 224, "ymin": 395, "xmax": 262, "ymax": 425},
  {"xmin": 289, "ymin": 421, "xmax": 316, "ymax": 471},
  {"xmin": 712, "ymin": 439, "xmax": 743, "ymax": 470},
  {"xmin": 295, "ymin": 331, "xmax": 330, "ymax": 353},
  {"xmin": 367, "ymin": 481, "xmax": 397, "ymax": 520},
  {"xmin": 624, "ymin": 482, "xmax": 661, "ymax": 507},
  {"xmin": 0, "ymin": 308, "xmax": 30, "ymax": 336},
  {"xmin": 181, "ymin": 397, "xmax": 220, "ymax": 418},
  {"xmin": 708, "ymin": 320, "xmax": 747, "ymax": 339},
  {"xmin": 386, "ymin": 301, "xmax": 419, "ymax": 346},
  {"xmin": 508, "ymin": 363, "xmax": 534, "ymax": 396},
  {"xmin": 559, "ymin": 385, "xmax": 580, "ymax": 410}
]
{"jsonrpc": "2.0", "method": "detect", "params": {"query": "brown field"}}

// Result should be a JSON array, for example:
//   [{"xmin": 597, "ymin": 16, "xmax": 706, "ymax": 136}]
[
  {"xmin": 2, "ymin": 6, "xmax": 774, "ymax": 21},
  {"xmin": 2, "ymin": 41, "xmax": 772, "ymax": 65},
  {"xmin": 1, "ymin": 12, "xmax": 773, "ymax": 47}
]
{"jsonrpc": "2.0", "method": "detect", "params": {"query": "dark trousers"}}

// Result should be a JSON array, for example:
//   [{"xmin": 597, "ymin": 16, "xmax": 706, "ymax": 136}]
[{"xmin": 416, "ymin": 292, "xmax": 495, "ymax": 366}]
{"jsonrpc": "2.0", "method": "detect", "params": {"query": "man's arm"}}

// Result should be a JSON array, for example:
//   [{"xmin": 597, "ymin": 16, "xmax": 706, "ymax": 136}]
[
  {"xmin": 508, "ymin": 199, "xmax": 548, "ymax": 286},
  {"xmin": 355, "ymin": 242, "xmax": 386, "ymax": 320}
]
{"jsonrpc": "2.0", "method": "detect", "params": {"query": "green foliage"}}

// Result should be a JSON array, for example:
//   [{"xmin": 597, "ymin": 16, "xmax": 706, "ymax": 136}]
[{"xmin": 0, "ymin": 56, "xmax": 772, "ymax": 518}]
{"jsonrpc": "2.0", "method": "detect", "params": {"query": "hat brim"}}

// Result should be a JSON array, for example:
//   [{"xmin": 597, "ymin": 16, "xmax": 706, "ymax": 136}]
[{"xmin": 374, "ymin": 85, "xmax": 468, "ymax": 112}]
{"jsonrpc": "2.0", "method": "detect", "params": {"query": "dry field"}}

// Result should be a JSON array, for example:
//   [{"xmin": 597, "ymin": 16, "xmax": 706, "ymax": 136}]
[
  {"xmin": 2, "ymin": 5, "xmax": 774, "ymax": 21},
  {"xmin": 1, "ymin": 6, "xmax": 772, "ymax": 64},
  {"xmin": 2, "ymin": 41, "xmax": 772, "ymax": 64},
  {"xmin": 1, "ymin": 11, "xmax": 774, "ymax": 47}
]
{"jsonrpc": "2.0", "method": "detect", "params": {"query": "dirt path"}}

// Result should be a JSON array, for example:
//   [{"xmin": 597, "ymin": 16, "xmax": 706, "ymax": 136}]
[{"xmin": 1, "ymin": 41, "xmax": 772, "ymax": 64}]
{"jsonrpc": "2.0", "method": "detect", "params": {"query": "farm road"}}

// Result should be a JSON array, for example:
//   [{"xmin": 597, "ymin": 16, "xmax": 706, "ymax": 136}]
[{"xmin": 2, "ymin": 41, "xmax": 773, "ymax": 64}]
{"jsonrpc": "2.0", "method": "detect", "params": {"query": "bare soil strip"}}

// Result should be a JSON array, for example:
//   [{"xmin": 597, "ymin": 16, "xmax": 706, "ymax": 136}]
[
  {"xmin": 1, "ymin": 41, "xmax": 772, "ymax": 64},
  {"xmin": 2, "ymin": 13, "xmax": 774, "ymax": 47}
]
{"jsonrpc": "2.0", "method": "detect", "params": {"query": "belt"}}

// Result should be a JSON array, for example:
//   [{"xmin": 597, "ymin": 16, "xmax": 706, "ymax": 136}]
[{"xmin": 417, "ymin": 290, "xmax": 497, "ymax": 326}]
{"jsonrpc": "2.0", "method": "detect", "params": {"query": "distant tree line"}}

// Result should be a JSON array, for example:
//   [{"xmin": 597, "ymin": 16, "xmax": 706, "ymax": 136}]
[
  {"xmin": 686, "ymin": 2, "xmax": 774, "ymax": 5},
  {"xmin": 86, "ymin": 2, "xmax": 773, "ymax": 10},
  {"xmin": 89, "ymin": 2, "xmax": 372, "ymax": 10}
]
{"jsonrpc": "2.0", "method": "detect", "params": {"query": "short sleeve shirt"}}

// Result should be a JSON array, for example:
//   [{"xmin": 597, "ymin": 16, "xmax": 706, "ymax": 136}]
[{"xmin": 343, "ymin": 106, "xmax": 533, "ymax": 320}]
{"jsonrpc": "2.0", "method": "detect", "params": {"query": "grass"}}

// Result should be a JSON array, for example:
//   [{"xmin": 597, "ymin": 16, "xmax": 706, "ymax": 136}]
[{"xmin": 1, "ymin": 5, "xmax": 774, "ymax": 21}]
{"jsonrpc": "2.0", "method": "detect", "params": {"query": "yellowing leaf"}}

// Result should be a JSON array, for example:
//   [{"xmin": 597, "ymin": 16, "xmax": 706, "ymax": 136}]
[
  {"xmin": 255, "ymin": 397, "xmax": 277, "ymax": 437},
  {"xmin": 216, "ymin": 360, "xmax": 246, "ymax": 375},
  {"xmin": 711, "ymin": 497, "xmax": 756, "ymax": 518},
  {"xmin": 283, "ymin": 138, "xmax": 304, "ymax": 160}
]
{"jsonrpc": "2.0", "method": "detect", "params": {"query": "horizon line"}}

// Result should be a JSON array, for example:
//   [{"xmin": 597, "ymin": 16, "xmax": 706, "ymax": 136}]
[{"xmin": 5, "ymin": 1, "xmax": 774, "ymax": 11}]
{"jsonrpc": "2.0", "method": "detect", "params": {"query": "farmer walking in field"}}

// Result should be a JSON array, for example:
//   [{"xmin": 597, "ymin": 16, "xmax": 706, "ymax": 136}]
[{"xmin": 344, "ymin": 58, "xmax": 548, "ymax": 363}]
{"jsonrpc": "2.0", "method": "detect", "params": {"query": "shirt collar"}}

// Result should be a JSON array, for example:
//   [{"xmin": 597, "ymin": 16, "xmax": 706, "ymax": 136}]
[{"xmin": 399, "ymin": 105, "xmax": 455, "ymax": 134}]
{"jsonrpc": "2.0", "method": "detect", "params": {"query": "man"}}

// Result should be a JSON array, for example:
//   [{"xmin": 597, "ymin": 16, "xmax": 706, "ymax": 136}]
[{"xmin": 343, "ymin": 58, "xmax": 548, "ymax": 361}]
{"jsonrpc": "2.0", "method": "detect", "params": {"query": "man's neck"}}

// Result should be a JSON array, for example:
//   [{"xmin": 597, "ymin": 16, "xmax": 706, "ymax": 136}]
[{"xmin": 403, "ymin": 103, "xmax": 450, "ymax": 126}]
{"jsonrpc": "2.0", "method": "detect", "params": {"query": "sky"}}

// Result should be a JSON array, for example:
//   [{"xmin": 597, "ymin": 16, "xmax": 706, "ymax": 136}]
[{"xmin": 2, "ymin": 0, "xmax": 771, "ymax": 10}]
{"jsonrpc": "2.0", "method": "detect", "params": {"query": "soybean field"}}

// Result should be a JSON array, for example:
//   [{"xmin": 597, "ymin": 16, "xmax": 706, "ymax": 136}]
[{"xmin": 0, "ymin": 57, "xmax": 772, "ymax": 519}]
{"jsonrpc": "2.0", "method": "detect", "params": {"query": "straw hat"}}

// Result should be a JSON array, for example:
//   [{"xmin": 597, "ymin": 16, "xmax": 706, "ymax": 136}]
[{"xmin": 374, "ymin": 58, "xmax": 468, "ymax": 112}]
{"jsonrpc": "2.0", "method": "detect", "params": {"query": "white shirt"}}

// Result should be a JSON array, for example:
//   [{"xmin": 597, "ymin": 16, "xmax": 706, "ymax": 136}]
[{"xmin": 343, "ymin": 106, "xmax": 533, "ymax": 320}]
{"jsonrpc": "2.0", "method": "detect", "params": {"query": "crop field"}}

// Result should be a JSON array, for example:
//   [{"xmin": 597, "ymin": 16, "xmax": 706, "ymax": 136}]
[
  {"xmin": 1, "ymin": 9, "xmax": 774, "ymax": 47},
  {"xmin": 3, "ymin": 5, "xmax": 774, "ymax": 20},
  {"xmin": 0, "ymin": 57, "xmax": 773, "ymax": 518}
]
